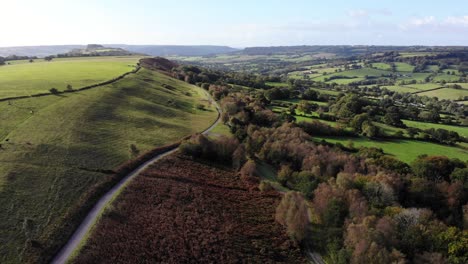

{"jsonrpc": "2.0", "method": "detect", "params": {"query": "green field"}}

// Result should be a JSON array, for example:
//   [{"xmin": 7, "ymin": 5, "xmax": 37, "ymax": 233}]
[
  {"xmin": 312, "ymin": 68, "xmax": 390, "ymax": 83},
  {"xmin": 404, "ymin": 83, "xmax": 444, "ymax": 90},
  {"xmin": 315, "ymin": 136, "xmax": 468, "ymax": 163},
  {"xmin": 403, "ymin": 120, "xmax": 468, "ymax": 137},
  {"xmin": 394, "ymin": 62, "xmax": 415, "ymax": 72},
  {"xmin": 432, "ymin": 73, "xmax": 461, "ymax": 82},
  {"xmin": 0, "ymin": 56, "xmax": 140, "ymax": 99},
  {"xmin": 417, "ymin": 88, "xmax": 468, "ymax": 101},
  {"xmin": 0, "ymin": 68, "xmax": 217, "ymax": 263},
  {"xmin": 382, "ymin": 85, "xmax": 420, "ymax": 93},
  {"xmin": 371, "ymin": 63, "xmax": 392, "ymax": 71}
]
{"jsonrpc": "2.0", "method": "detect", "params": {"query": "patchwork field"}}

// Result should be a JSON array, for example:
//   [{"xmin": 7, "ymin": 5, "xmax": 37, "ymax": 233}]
[
  {"xmin": 73, "ymin": 154, "xmax": 305, "ymax": 263},
  {"xmin": 0, "ymin": 56, "xmax": 141, "ymax": 99},
  {"xmin": 403, "ymin": 120, "xmax": 468, "ymax": 137},
  {"xmin": 417, "ymin": 87, "xmax": 468, "ymax": 101},
  {"xmin": 315, "ymin": 136, "xmax": 468, "ymax": 163},
  {"xmin": 0, "ymin": 68, "xmax": 217, "ymax": 263}
]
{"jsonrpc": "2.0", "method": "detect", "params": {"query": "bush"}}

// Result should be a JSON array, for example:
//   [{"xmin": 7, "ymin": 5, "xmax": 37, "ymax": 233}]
[
  {"xmin": 180, "ymin": 134, "xmax": 239, "ymax": 164},
  {"xmin": 196, "ymin": 104, "xmax": 205, "ymax": 110},
  {"xmin": 258, "ymin": 180, "xmax": 275, "ymax": 192},
  {"xmin": 49, "ymin": 88, "xmax": 59, "ymax": 94}
]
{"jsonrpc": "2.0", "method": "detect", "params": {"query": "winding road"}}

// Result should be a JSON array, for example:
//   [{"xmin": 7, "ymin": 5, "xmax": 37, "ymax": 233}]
[{"xmin": 51, "ymin": 89, "xmax": 221, "ymax": 264}]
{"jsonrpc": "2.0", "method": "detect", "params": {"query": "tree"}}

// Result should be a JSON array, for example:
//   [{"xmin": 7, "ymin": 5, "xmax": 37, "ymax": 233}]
[
  {"xmin": 44, "ymin": 56, "xmax": 54, "ymax": 62},
  {"xmin": 302, "ymin": 89, "xmax": 319, "ymax": 100},
  {"xmin": 297, "ymin": 100, "xmax": 317, "ymax": 115},
  {"xmin": 406, "ymin": 127, "xmax": 420, "ymax": 138},
  {"xmin": 383, "ymin": 106, "xmax": 405, "ymax": 128},
  {"xmin": 275, "ymin": 192, "xmax": 311, "ymax": 243},
  {"xmin": 411, "ymin": 156, "xmax": 461, "ymax": 182},
  {"xmin": 350, "ymin": 113, "xmax": 371, "ymax": 133},
  {"xmin": 362, "ymin": 120, "xmax": 379, "ymax": 138},
  {"xmin": 66, "ymin": 84, "xmax": 73, "ymax": 91},
  {"xmin": 331, "ymin": 94, "xmax": 367, "ymax": 119}
]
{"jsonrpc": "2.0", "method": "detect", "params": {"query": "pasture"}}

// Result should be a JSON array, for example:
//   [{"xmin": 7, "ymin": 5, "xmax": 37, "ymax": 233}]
[
  {"xmin": 417, "ymin": 88, "xmax": 468, "ymax": 101},
  {"xmin": 403, "ymin": 120, "xmax": 468, "ymax": 137},
  {"xmin": 0, "ymin": 56, "xmax": 140, "ymax": 99},
  {"xmin": 0, "ymin": 68, "xmax": 217, "ymax": 263},
  {"xmin": 315, "ymin": 136, "xmax": 468, "ymax": 163}
]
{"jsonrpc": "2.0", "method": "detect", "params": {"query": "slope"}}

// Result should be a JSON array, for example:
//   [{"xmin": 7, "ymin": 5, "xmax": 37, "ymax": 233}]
[{"xmin": 0, "ymin": 67, "xmax": 218, "ymax": 263}]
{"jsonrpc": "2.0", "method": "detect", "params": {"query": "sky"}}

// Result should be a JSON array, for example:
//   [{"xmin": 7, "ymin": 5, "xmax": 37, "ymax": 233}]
[{"xmin": 1, "ymin": 0, "xmax": 467, "ymax": 47}]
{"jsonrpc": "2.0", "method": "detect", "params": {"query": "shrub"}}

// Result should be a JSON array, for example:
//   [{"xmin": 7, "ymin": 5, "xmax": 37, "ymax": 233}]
[
  {"xmin": 196, "ymin": 104, "xmax": 205, "ymax": 110},
  {"xmin": 49, "ymin": 88, "xmax": 59, "ymax": 94},
  {"xmin": 258, "ymin": 180, "xmax": 275, "ymax": 192},
  {"xmin": 240, "ymin": 159, "xmax": 256, "ymax": 177},
  {"xmin": 180, "ymin": 134, "xmax": 239, "ymax": 164}
]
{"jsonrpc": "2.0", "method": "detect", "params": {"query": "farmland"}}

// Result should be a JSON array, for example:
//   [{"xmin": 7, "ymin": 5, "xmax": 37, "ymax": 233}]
[
  {"xmin": 417, "ymin": 87, "xmax": 468, "ymax": 101},
  {"xmin": 0, "ymin": 67, "xmax": 217, "ymax": 263},
  {"xmin": 0, "ymin": 56, "xmax": 141, "ymax": 99},
  {"xmin": 315, "ymin": 136, "xmax": 468, "ymax": 163},
  {"xmin": 73, "ymin": 154, "xmax": 306, "ymax": 263}
]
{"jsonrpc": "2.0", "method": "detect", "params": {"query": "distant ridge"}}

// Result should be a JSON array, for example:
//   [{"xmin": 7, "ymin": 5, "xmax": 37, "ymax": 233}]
[
  {"xmin": 0, "ymin": 45, "xmax": 238, "ymax": 57},
  {"xmin": 0, "ymin": 45, "xmax": 83, "ymax": 57},
  {"xmin": 108, "ymin": 45, "xmax": 239, "ymax": 56}
]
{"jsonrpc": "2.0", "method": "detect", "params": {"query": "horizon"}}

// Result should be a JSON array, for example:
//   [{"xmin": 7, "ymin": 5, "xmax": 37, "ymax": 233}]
[{"xmin": 1, "ymin": 0, "xmax": 468, "ymax": 47}]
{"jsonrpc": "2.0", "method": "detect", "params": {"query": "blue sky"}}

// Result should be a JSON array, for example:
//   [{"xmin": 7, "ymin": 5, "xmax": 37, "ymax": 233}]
[{"xmin": 1, "ymin": 0, "xmax": 467, "ymax": 47}]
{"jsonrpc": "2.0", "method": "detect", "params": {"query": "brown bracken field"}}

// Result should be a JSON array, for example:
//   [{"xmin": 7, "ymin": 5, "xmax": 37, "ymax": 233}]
[{"xmin": 74, "ymin": 154, "xmax": 306, "ymax": 263}]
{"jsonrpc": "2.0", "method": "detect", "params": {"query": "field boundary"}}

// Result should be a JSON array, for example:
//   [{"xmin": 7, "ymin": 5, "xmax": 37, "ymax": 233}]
[
  {"xmin": 48, "ymin": 82, "xmax": 221, "ymax": 264},
  {"xmin": 0, "ymin": 65, "xmax": 141, "ymax": 103},
  {"xmin": 410, "ymin": 86, "xmax": 445, "ymax": 94}
]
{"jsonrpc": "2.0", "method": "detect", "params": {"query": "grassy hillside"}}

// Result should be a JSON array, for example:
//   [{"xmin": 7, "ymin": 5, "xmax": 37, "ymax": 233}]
[
  {"xmin": 0, "ymin": 68, "xmax": 217, "ymax": 263},
  {"xmin": 0, "ymin": 56, "xmax": 140, "ymax": 99}
]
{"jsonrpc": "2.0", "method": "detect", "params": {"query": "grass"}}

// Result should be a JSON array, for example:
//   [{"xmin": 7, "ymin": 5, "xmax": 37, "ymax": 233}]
[
  {"xmin": 382, "ymin": 85, "xmax": 420, "ymax": 93},
  {"xmin": 315, "ymin": 136, "xmax": 468, "ymax": 163},
  {"xmin": 432, "ymin": 73, "xmax": 461, "ymax": 82},
  {"xmin": 266, "ymin": 82, "xmax": 288, "ymax": 87},
  {"xmin": 394, "ymin": 62, "xmax": 415, "ymax": 72},
  {"xmin": 0, "ymin": 56, "xmax": 141, "ymax": 99},
  {"xmin": 371, "ymin": 63, "xmax": 391, "ymax": 71},
  {"xmin": 417, "ymin": 88, "xmax": 468, "ymax": 101},
  {"xmin": 403, "ymin": 120, "xmax": 468, "ymax": 137},
  {"xmin": 208, "ymin": 123, "xmax": 232, "ymax": 137},
  {"xmin": 0, "ymin": 68, "xmax": 218, "ymax": 263},
  {"xmin": 404, "ymin": 83, "xmax": 443, "ymax": 90},
  {"xmin": 273, "ymin": 98, "xmax": 328, "ymax": 106}
]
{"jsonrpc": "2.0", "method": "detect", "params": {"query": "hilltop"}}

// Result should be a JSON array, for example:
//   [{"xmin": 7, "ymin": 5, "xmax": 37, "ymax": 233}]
[{"xmin": 0, "ymin": 45, "xmax": 238, "ymax": 57}]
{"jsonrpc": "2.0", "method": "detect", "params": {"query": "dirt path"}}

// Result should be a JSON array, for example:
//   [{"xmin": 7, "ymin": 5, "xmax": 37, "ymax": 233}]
[{"xmin": 51, "ymin": 88, "xmax": 221, "ymax": 264}]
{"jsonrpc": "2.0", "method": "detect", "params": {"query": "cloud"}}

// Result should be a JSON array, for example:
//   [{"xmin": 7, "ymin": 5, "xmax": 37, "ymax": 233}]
[
  {"xmin": 347, "ymin": 9, "xmax": 368, "ymax": 18},
  {"xmin": 347, "ymin": 8, "xmax": 392, "ymax": 18},
  {"xmin": 400, "ymin": 15, "xmax": 468, "ymax": 31},
  {"xmin": 444, "ymin": 16, "xmax": 468, "ymax": 26}
]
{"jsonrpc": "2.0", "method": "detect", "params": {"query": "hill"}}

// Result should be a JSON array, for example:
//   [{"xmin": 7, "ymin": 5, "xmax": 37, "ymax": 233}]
[
  {"xmin": 0, "ymin": 45, "xmax": 83, "ymax": 57},
  {"xmin": 0, "ymin": 56, "xmax": 140, "ymax": 99},
  {"xmin": 0, "ymin": 45, "xmax": 238, "ymax": 57},
  {"xmin": 0, "ymin": 62, "xmax": 218, "ymax": 263},
  {"xmin": 108, "ymin": 45, "xmax": 238, "ymax": 56},
  {"xmin": 58, "ymin": 44, "xmax": 139, "ymax": 57}
]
